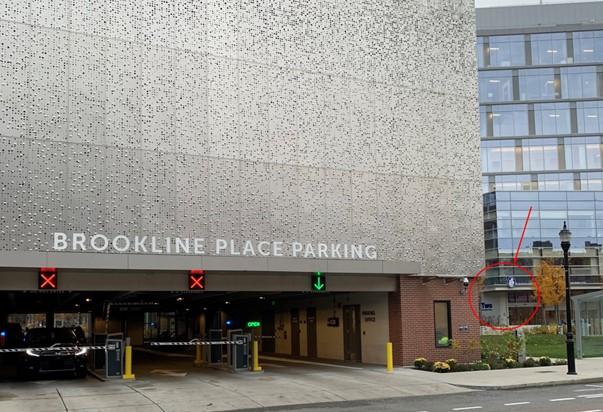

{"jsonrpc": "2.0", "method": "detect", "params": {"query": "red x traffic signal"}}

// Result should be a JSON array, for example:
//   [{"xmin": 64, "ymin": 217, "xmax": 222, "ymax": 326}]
[
  {"xmin": 39, "ymin": 267, "xmax": 58, "ymax": 289},
  {"xmin": 189, "ymin": 269, "xmax": 205, "ymax": 290}
]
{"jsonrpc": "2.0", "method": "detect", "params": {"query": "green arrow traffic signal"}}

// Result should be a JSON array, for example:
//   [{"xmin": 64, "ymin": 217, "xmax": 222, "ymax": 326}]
[{"xmin": 311, "ymin": 272, "xmax": 326, "ymax": 291}]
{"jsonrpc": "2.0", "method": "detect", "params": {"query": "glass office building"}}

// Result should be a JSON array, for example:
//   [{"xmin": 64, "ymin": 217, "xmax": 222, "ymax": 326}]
[{"xmin": 477, "ymin": 3, "xmax": 603, "ymax": 325}]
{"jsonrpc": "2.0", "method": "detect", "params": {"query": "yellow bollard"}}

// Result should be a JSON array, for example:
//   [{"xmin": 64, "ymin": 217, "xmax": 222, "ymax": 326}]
[
  {"xmin": 194, "ymin": 344, "xmax": 204, "ymax": 367},
  {"xmin": 386, "ymin": 342, "xmax": 394, "ymax": 373},
  {"xmin": 123, "ymin": 345, "xmax": 135, "ymax": 380},
  {"xmin": 252, "ymin": 340, "xmax": 262, "ymax": 372}
]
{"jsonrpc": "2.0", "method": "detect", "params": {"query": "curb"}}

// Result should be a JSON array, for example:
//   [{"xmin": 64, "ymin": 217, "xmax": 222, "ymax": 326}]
[{"xmin": 451, "ymin": 376, "xmax": 603, "ymax": 390}]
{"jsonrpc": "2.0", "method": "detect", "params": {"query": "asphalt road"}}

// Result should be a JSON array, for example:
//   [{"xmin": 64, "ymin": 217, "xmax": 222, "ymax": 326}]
[{"xmin": 257, "ymin": 382, "xmax": 603, "ymax": 412}]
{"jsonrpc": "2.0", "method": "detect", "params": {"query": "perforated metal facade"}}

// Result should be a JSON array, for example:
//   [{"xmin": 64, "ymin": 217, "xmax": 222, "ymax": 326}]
[{"xmin": 0, "ymin": 1, "xmax": 483, "ymax": 278}]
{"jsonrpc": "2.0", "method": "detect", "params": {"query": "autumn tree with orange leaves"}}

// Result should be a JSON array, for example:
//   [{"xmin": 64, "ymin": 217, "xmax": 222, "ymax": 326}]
[{"xmin": 533, "ymin": 260, "xmax": 566, "ymax": 324}]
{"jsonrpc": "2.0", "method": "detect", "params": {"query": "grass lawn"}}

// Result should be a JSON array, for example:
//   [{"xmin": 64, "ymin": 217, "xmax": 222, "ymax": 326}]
[
  {"xmin": 525, "ymin": 334, "xmax": 566, "ymax": 358},
  {"xmin": 481, "ymin": 333, "xmax": 566, "ymax": 359},
  {"xmin": 481, "ymin": 333, "xmax": 603, "ymax": 360}
]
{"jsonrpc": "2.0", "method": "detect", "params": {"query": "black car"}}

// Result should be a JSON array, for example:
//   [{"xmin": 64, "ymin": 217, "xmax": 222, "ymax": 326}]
[{"xmin": 19, "ymin": 327, "xmax": 88, "ymax": 378}]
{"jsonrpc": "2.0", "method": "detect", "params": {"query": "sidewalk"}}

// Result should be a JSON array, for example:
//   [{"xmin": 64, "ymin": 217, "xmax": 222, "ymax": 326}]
[
  {"xmin": 0, "ymin": 357, "xmax": 601, "ymax": 411},
  {"xmin": 402, "ymin": 357, "xmax": 603, "ymax": 390}
]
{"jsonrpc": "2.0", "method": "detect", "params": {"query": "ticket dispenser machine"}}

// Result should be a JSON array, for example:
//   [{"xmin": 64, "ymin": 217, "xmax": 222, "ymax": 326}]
[{"xmin": 229, "ymin": 333, "xmax": 251, "ymax": 372}]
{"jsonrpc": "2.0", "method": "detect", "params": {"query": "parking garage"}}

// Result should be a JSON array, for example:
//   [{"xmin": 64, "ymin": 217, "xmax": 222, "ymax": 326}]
[{"xmin": 0, "ymin": 252, "xmax": 481, "ymax": 380}]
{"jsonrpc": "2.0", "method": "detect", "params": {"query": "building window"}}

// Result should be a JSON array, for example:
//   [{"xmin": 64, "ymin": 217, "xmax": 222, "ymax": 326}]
[
  {"xmin": 565, "ymin": 137, "xmax": 602, "ymax": 170},
  {"xmin": 577, "ymin": 101, "xmax": 603, "ymax": 133},
  {"xmin": 434, "ymin": 301, "xmax": 452, "ymax": 348},
  {"xmin": 490, "ymin": 104, "xmax": 529, "ymax": 137},
  {"xmin": 488, "ymin": 34, "xmax": 526, "ymax": 67},
  {"xmin": 522, "ymin": 138, "xmax": 559, "ymax": 171},
  {"xmin": 482, "ymin": 140, "xmax": 517, "ymax": 173},
  {"xmin": 518, "ymin": 68, "xmax": 558, "ymax": 100},
  {"xmin": 534, "ymin": 103, "xmax": 571, "ymax": 135},
  {"xmin": 479, "ymin": 70, "xmax": 514, "ymax": 102},
  {"xmin": 477, "ymin": 37, "xmax": 486, "ymax": 68},
  {"xmin": 531, "ymin": 32, "xmax": 568, "ymax": 65},
  {"xmin": 561, "ymin": 66, "xmax": 599, "ymax": 99},
  {"xmin": 573, "ymin": 31, "xmax": 603, "ymax": 63}
]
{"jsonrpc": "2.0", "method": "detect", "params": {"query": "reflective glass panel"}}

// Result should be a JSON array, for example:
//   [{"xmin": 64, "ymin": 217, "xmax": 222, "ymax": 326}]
[
  {"xmin": 488, "ymin": 35, "xmax": 526, "ymax": 67},
  {"xmin": 577, "ymin": 101, "xmax": 603, "ymax": 133},
  {"xmin": 491, "ymin": 104, "xmax": 529, "ymax": 137},
  {"xmin": 573, "ymin": 31, "xmax": 603, "ymax": 63},
  {"xmin": 534, "ymin": 103, "xmax": 571, "ymax": 135},
  {"xmin": 479, "ymin": 71, "xmax": 514, "ymax": 102},
  {"xmin": 561, "ymin": 66, "xmax": 598, "ymax": 99},
  {"xmin": 531, "ymin": 32, "xmax": 568, "ymax": 65},
  {"xmin": 518, "ymin": 68, "xmax": 558, "ymax": 100}
]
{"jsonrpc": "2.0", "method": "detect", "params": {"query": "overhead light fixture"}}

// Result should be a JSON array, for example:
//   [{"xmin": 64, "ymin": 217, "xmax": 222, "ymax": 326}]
[
  {"xmin": 225, "ymin": 301, "xmax": 230, "ymax": 305},
  {"xmin": 489, "ymin": 47, "xmax": 500, "ymax": 51},
  {"xmin": 586, "ymin": 114, "xmax": 598, "ymax": 118},
  {"xmin": 488, "ymin": 79, "xmax": 501, "ymax": 83},
  {"xmin": 546, "ymin": 49, "xmax": 558, "ymax": 53},
  {"xmin": 548, "ymin": 114, "xmax": 560, "ymax": 118},
  {"xmin": 176, "ymin": 297, "xmax": 184, "ymax": 302},
  {"xmin": 546, "ymin": 80, "xmax": 555, "ymax": 84},
  {"xmin": 491, "ymin": 113, "xmax": 501, "ymax": 117},
  {"xmin": 259, "ymin": 296, "xmax": 265, "ymax": 300},
  {"xmin": 85, "ymin": 298, "xmax": 91, "ymax": 303},
  {"xmin": 583, "ymin": 49, "xmax": 594, "ymax": 53}
]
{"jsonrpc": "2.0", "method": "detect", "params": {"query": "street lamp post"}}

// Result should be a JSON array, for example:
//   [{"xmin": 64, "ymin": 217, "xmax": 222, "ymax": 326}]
[{"xmin": 559, "ymin": 221, "xmax": 577, "ymax": 375}]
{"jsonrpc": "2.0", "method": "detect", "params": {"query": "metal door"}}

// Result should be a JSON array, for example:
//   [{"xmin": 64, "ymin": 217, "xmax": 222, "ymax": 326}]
[
  {"xmin": 261, "ymin": 311, "xmax": 275, "ymax": 353},
  {"xmin": 343, "ymin": 305, "xmax": 362, "ymax": 362},
  {"xmin": 306, "ymin": 307, "xmax": 317, "ymax": 358},
  {"xmin": 290, "ymin": 308, "xmax": 300, "ymax": 356}
]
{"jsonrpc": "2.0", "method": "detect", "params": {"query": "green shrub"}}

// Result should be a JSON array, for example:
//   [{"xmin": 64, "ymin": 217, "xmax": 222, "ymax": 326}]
[
  {"xmin": 470, "ymin": 361, "xmax": 491, "ymax": 371},
  {"xmin": 414, "ymin": 357, "xmax": 428, "ymax": 369},
  {"xmin": 539, "ymin": 357, "xmax": 552, "ymax": 366},
  {"xmin": 432, "ymin": 361, "xmax": 451, "ymax": 373},
  {"xmin": 554, "ymin": 359, "xmax": 567, "ymax": 366},
  {"xmin": 523, "ymin": 357, "xmax": 537, "ymax": 367},
  {"xmin": 528, "ymin": 324, "xmax": 559, "ymax": 335},
  {"xmin": 446, "ymin": 359, "xmax": 458, "ymax": 370},
  {"xmin": 453, "ymin": 363, "xmax": 471, "ymax": 372},
  {"xmin": 504, "ymin": 358, "xmax": 519, "ymax": 368},
  {"xmin": 423, "ymin": 361, "xmax": 434, "ymax": 371}
]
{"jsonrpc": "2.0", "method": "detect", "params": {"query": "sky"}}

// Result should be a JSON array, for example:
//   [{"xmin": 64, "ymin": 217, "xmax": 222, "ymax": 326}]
[{"xmin": 476, "ymin": 0, "xmax": 603, "ymax": 7}]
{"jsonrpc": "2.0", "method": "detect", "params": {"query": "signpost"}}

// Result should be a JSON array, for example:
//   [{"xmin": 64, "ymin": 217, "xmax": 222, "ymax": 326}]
[{"xmin": 311, "ymin": 272, "xmax": 326, "ymax": 292}]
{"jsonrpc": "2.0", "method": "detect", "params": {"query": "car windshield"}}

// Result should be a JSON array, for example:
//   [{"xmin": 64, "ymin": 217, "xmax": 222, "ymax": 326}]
[{"xmin": 26, "ymin": 328, "xmax": 83, "ymax": 346}]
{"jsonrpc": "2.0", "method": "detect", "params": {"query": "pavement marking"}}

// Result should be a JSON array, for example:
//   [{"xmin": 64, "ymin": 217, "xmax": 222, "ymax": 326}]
[
  {"xmin": 578, "ymin": 393, "xmax": 603, "ymax": 398},
  {"xmin": 504, "ymin": 402, "xmax": 531, "ymax": 406},
  {"xmin": 259, "ymin": 355, "xmax": 364, "ymax": 370},
  {"xmin": 549, "ymin": 398, "xmax": 576, "ymax": 402},
  {"xmin": 575, "ymin": 388, "xmax": 602, "ymax": 392},
  {"xmin": 586, "ymin": 384, "xmax": 603, "ymax": 388},
  {"xmin": 452, "ymin": 407, "xmax": 482, "ymax": 411},
  {"xmin": 260, "ymin": 363, "xmax": 287, "ymax": 368},
  {"xmin": 575, "ymin": 410, "xmax": 602, "ymax": 412}
]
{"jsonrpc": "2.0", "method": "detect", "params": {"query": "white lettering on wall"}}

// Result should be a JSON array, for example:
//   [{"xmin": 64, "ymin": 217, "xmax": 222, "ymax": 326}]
[
  {"xmin": 49, "ymin": 233, "xmax": 379, "ymax": 260},
  {"xmin": 216, "ymin": 239, "xmax": 227, "ymax": 254},
  {"xmin": 193, "ymin": 238, "xmax": 205, "ymax": 254},
  {"xmin": 90, "ymin": 234, "xmax": 108, "ymax": 251},
  {"xmin": 72, "ymin": 233, "xmax": 86, "ymax": 251},
  {"xmin": 53, "ymin": 233, "xmax": 68, "ymax": 250},
  {"xmin": 113, "ymin": 235, "xmax": 130, "ymax": 252},
  {"xmin": 257, "ymin": 241, "xmax": 270, "ymax": 256},
  {"xmin": 134, "ymin": 236, "xmax": 148, "ymax": 253},
  {"xmin": 175, "ymin": 238, "xmax": 190, "ymax": 254}
]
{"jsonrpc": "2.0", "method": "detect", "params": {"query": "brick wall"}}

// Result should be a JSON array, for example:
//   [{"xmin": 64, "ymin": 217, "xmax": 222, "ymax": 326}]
[{"xmin": 388, "ymin": 276, "xmax": 481, "ymax": 366}]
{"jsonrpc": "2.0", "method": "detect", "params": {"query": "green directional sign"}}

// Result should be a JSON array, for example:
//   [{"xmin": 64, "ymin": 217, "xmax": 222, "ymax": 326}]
[{"xmin": 311, "ymin": 272, "xmax": 326, "ymax": 292}]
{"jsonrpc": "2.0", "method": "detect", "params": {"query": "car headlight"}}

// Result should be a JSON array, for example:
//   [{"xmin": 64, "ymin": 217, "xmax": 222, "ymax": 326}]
[
  {"xmin": 75, "ymin": 347, "xmax": 88, "ymax": 356},
  {"xmin": 25, "ymin": 349, "xmax": 40, "ymax": 357}
]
